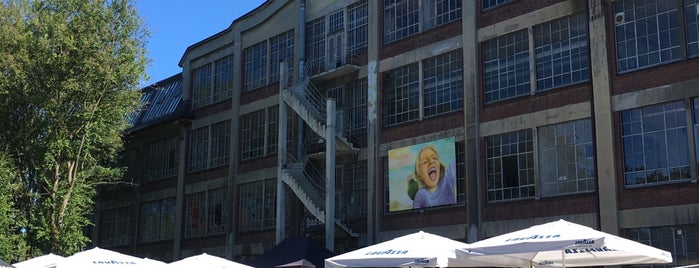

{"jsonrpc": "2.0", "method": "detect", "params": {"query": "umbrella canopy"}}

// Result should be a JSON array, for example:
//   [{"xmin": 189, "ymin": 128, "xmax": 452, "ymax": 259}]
[
  {"xmin": 325, "ymin": 231, "xmax": 473, "ymax": 267},
  {"xmin": 13, "ymin": 253, "xmax": 64, "ymax": 268},
  {"xmin": 55, "ymin": 247, "xmax": 166, "ymax": 268},
  {"xmin": 455, "ymin": 219, "xmax": 673, "ymax": 267},
  {"xmin": 275, "ymin": 258, "xmax": 315, "ymax": 268},
  {"xmin": 169, "ymin": 253, "xmax": 253, "ymax": 268},
  {"xmin": 0, "ymin": 259, "xmax": 13, "ymax": 268},
  {"xmin": 246, "ymin": 237, "xmax": 334, "ymax": 268}
]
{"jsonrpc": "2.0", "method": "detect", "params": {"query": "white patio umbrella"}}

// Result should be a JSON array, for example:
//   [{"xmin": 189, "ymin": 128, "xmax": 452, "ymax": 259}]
[
  {"xmin": 13, "ymin": 253, "xmax": 64, "ymax": 268},
  {"xmin": 168, "ymin": 253, "xmax": 253, "ymax": 268},
  {"xmin": 455, "ymin": 219, "xmax": 673, "ymax": 268},
  {"xmin": 55, "ymin": 247, "xmax": 166, "ymax": 268},
  {"xmin": 325, "ymin": 231, "xmax": 483, "ymax": 267}
]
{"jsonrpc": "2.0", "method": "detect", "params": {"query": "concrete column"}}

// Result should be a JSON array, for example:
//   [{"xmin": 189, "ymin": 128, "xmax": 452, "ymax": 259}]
[
  {"xmin": 227, "ymin": 29, "xmax": 243, "ymax": 259},
  {"xmin": 326, "ymin": 99, "xmax": 336, "ymax": 251},
  {"xmin": 366, "ymin": 0, "xmax": 381, "ymax": 246},
  {"xmin": 462, "ymin": 0, "xmax": 481, "ymax": 243},
  {"xmin": 276, "ymin": 61, "xmax": 289, "ymax": 244},
  {"xmin": 588, "ymin": 0, "xmax": 619, "ymax": 234},
  {"xmin": 174, "ymin": 124, "xmax": 188, "ymax": 259}
]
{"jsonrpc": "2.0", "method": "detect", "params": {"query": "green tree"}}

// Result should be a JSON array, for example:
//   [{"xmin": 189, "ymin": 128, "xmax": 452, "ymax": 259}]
[{"xmin": 0, "ymin": 0, "xmax": 148, "ymax": 258}]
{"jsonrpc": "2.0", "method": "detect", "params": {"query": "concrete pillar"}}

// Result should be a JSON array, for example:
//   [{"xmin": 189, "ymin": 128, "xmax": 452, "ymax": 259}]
[
  {"xmin": 326, "ymin": 99, "xmax": 336, "ymax": 251},
  {"xmin": 174, "ymin": 123, "xmax": 188, "ymax": 259},
  {"xmin": 366, "ymin": 0, "xmax": 381, "ymax": 246},
  {"xmin": 588, "ymin": 0, "xmax": 619, "ymax": 234},
  {"xmin": 277, "ymin": 61, "xmax": 289, "ymax": 244},
  {"xmin": 462, "ymin": 0, "xmax": 481, "ymax": 243}
]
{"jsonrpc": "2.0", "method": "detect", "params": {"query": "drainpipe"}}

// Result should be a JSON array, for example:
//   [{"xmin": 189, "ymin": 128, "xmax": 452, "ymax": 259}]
[
  {"xmin": 326, "ymin": 99, "xmax": 336, "ymax": 252},
  {"xmin": 296, "ymin": 0, "xmax": 306, "ymax": 161},
  {"xmin": 299, "ymin": 0, "xmax": 306, "ymax": 80}
]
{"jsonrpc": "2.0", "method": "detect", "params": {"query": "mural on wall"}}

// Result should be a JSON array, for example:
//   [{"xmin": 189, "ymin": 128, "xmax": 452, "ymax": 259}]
[{"xmin": 388, "ymin": 137, "xmax": 456, "ymax": 212}]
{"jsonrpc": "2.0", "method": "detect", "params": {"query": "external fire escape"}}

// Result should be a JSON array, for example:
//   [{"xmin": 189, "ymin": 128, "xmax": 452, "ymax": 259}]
[{"xmin": 278, "ymin": 36, "xmax": 362, "ymax": 248}]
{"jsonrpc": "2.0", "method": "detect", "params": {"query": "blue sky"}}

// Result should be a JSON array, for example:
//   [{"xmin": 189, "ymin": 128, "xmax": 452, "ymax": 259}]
[{"xmin": 136, "ymin": 0, "xmax": 266, "ymax": 87}]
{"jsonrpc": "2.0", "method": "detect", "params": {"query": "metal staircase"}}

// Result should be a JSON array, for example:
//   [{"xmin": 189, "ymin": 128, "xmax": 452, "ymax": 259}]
[{"xmin": 280, "ymin": 75, "xmax": 359, "ymax": 237}]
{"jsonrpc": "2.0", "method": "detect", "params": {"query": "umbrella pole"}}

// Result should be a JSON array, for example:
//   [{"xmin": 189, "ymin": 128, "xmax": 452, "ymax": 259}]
[{"xmin": 561, "ymin": 249, "xmax": 566, "ymax": 268}]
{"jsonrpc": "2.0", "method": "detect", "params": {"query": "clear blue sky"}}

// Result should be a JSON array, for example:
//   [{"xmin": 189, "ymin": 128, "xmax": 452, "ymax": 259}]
[{"xmin": 136, "ymin": 0, "xmax": 267, "ymax": 87}]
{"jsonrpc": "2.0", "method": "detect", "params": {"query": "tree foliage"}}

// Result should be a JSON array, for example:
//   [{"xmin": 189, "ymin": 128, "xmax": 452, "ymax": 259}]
[{"xmin": 0, "ymin": 0, "xmax": 148, "ymax": 259}]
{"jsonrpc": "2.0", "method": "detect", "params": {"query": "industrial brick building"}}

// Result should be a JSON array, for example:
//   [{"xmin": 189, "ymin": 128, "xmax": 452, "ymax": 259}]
[{"xmin": 93, "ymin": 0, "xmax": 699, "ymax": 266}]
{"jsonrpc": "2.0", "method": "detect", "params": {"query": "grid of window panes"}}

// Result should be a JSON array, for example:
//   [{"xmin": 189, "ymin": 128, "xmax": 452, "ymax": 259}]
[
  {"xmin": 184, "ymin": 192, "xmax": 205, "ymax": 237},
  {"xmin": 143, "ymin": 140, "xmax": 162, "ymax": 182},
  {"xmin": 100, "ymin": 207, "xmax": 131, "ymax": 247},
  {"xmin": 192, "ymin": 63, "xmax": 212, "ymax": 109},
  {"xmin": 455, "ymin": 142, "xmax": 466, "ymax": 203},
  {"xmin": 628, "ymin": 224, "xmax": 699, "ymax": 267},
  {"xmin": 483, "ymin": 30, "xmax": 530, "ymax": 104},
  {"xmin": 139, "ymin": 198, "xmax": 175, "ymax": 242},
  {"xmin": 206, "ymin": 188, "xmax": 226, "ymax": 234},
  {"xmin": 267, "ymin": 106, "xmax": 279, "ymax": 154},
  {"xmin": 345, "ymin": 161, "xmax": 368, "ymax": 217},
  {"xmin": 424, "ymin": 0, "xmax": 462, "ymax": 30},
  {"xmin": 538, "ymin": 119, "xmax": 595, "ymax": 197},
  {"xmin": 423, "ymin": 50, "xmax": 463, "ymax": 117},
  {"xmin": 383, "ymin": 0, "xmax": 419, "ymax": 43},
  {"xmin": 486, "ymin": 129, "xmax": 535, "ymax": 201},
  {"xmin": 482, "ymin": 0, "xmax": 513, "ymax": 10},
  {"xmin": 263, "ymin": 179, "xmax": 276, "ymax": 227},
  {"xmin": 213, "ymin": 55, "xmax": 233, "ymax": 103},
  {"xmin": 346, "ymin": 79, "xmax": 368, "ymax": 143},
  {"xmin": 244, "ymin": 41, "xmax": 267, "ymax": 91},
  {"xmin": 143, "ymin": 136, "xmax": 179, "ymax": 182},
  {"xmin": 534, "ymin": 12, "xmax": 589, "ymax": 92},
  {"xmin": 613, "ymin": 0, "xmax": 682, "ymax": 73},
  {"xmin": 184, "ymin": 189, "xmax": 226, "ymax": 238},
  {"xmin": 621, "ymin": 101, "xmax": 691, "ymax": 186},
  {"xmin": 210, "ymin": 120, "xmax": 230, "ymax": 168},
  {"xmin": 306, "ymin": 17, "xmax": 325, "ymax": 76},
  {"xmin": 189, "ymin": 127, "xmax": 209, "ymax": 172},
  {"xmin": 347, "ymin": 1, "xmax": 368, "ymax": 56},
  {"xmin": 239, "ymin": 179, "xmax": 276, "ymax": 231},
  {"xmin": 327, "ymin": 10, "xmax": 346, "ymax": 71},
  {"xmin": 269, "ymin": 31, "xmax": 295, "ymax": 84},
  {"xmin": 241, "ymin": 110, "xmax": 266, "ymax": 160},
  {"xmin": 384, "ymin": 63, "xmax": 420, "ymax": 126},
  {"xmin": 687, "ymin": 1, "xmax": 699, "ymax": 57},
  {"xmin": 328, "ymin": 9, "xmax": 344, "ymax": 33}
]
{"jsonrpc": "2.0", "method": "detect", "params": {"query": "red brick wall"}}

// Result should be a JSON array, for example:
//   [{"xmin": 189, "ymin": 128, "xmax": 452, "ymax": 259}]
[
  {"xmin": 611, "ymin": 59, "xmax": 699, "ymax": 95},
  {"xmin": 241, "ymin": 84, "xmax": 279, "ymax": 105},
  {"xmin": 192, "ymin": 99, "xmax": 232, "ymax": 119},
  {"xmin": 237, "ymin": 155, "xmax": 277, "ymax": 174},
  {"xmin": 478, "ymin": 0, "xmax": 568, "ymax": 27},
  {"xmin": 186, "ymin": 166, "xmax": 228, "ymax": 185},
  {"xmin": 481, "ymin": 194, "xmax": 598, "ymax": 222},
  {"xmin": 381, "ymin": 112, "xmax": 464, "ymax": 143},
  {"xmin": 181, "ymin": 234, "xmax": 226, "ymax": 250},
  {"xmin": 479, "ymin": 84, "xmax": 590, "ymax": 123},
  {"xmin": 380, "ymin": 21, "xmax": 462, "ymax": 60}
]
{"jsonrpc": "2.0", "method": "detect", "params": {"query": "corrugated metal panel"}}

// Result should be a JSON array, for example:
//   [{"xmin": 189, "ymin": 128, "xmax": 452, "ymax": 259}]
[
  {"xmin": 127, "ymin": 91, "xmax": 155, "ymax": 127},
  {"xmin": 141, "ymin": 78, "xmax": 182, "ymax": 124}
]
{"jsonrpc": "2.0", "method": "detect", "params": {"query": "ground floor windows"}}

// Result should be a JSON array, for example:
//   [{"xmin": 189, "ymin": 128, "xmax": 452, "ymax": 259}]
[
  {"xmin": 239, "ymin": 178, "xmax": 276, "ymax": 231},
  {"xmin": 628, "ymin": 224, "xmax": 699, "ymax": 267},
  {"xmin": 139, "ymin": 198, "xmax": 176, "ymax": 243},
  {"xmin": 99, "ymin": 206, "xmax": 132, "ymax": 247},
  {"xmin": 185, "ymin": 188, "xmax": 227, "ymax": 238}
]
